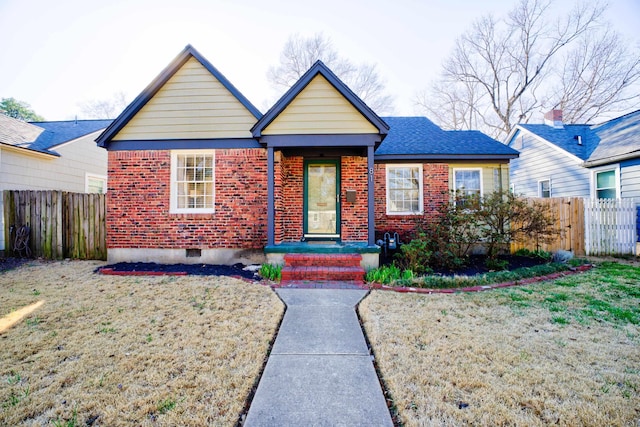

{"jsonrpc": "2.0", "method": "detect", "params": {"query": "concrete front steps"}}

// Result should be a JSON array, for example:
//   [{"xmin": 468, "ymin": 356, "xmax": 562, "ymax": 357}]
[{"xmin": 280, "ymin": 253, "xmax": 365, "ymax": 285}]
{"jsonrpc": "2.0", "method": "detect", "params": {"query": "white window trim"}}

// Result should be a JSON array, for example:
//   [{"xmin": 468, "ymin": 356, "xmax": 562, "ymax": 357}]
[
  {"xmin": 590, "ymin": 164, "xmax": 620, "ymax": 199},
  {"xmin": 385, "ymin": 164, "xmax": 424, "ymax": 215},
  {"xmin": 538, "ymin": 178, "xmax": 551, "ymax": 198},
  {"xmin": 453, "ymin": 168, "xmax": 484, "ymax": 198},
  {"xmin": 85, "ymin": 173, "xmax": 107, "ymax": 194},
  {"xmin": 170, "ymin": 150, "xmax": 216, "ymax": 214}
]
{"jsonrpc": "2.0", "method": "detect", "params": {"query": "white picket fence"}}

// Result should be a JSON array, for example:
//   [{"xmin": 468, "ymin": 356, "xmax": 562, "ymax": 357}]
[{"xmin": 584, "ymin": 198, "xmax": 638, "ymax": 256}]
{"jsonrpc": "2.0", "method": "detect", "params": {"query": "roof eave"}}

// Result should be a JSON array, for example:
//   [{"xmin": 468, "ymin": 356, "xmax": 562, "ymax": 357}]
[
  {"xmin": 374, "ymin": 153, "xmax": 519, "ymax": 161},
  {"xmin": 583, "ymin": 151, "xmax": 640, "ymax": 167},
  {"xmin": 0, "ymin": 142, "xmax": 60, "ymax": 158}
]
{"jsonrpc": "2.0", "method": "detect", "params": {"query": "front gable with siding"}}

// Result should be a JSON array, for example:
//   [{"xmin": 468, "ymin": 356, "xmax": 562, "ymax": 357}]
[{"xmin": 507, "ymin": 127, "xmax": 590, "ymax": 198}]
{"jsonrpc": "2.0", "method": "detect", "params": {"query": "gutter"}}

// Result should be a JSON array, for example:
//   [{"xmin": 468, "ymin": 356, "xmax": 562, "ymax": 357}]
[{"xmin": 583, "ymin": 150, "xmax": 640, "ymax": 167}]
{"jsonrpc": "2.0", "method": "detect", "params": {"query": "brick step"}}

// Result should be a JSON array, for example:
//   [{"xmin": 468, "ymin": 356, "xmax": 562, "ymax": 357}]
[
  {"xmin": 280, "ymin": 266, "xmax": 365, "ymax": 283},
  {"xmin": 275, "ymin": 280, "xmax": 368, "ymax": 289},
  {"xmin": 283, "ymin": 253, "xmax": 362, "ymax": 268}
]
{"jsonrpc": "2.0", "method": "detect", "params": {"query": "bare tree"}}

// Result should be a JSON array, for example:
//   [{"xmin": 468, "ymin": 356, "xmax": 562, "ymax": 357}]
[
  {"xmin": 415, "ymin": 0, "xmax": 640, "ymax": 140},
  {"xmin": 78, "ymin": 92, "xmax": 128, "ymax": 119},
  {"xmin": 268, "ymin": 33, "xmax": 395, "ymax": 114},
  {"xmin": 552, "ymin": 28, "xmax": 640, "ymax": 123}
]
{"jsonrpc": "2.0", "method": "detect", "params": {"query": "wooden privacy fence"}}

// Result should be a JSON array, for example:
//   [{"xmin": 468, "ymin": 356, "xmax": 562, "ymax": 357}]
[
  {"xmin": 3, "ymin": 190, "xmax": 106, "ymax": 260},
  {"xmin": 584, "ymin": 198, "xmax": 637, "ymax": 256},
  {"xmin": 511, "ymin": 197, "xmax": 585, "ymax": 255}
]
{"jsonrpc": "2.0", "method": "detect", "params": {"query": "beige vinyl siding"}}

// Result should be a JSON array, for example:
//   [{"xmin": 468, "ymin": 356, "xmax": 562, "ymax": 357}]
[
  {"xmin": 448, "ymin": 163, "xmax": 510, "ymax": 195},
  {"xmin": 262, "ymin": 75, "xmax": 378, "ymax": 135},
  {"xmin": 113, "ymin": 57, "xmax": 257, "ymax": 140},
  {"xmin": 509, "ymin": 131, "xmax": 590, "ymax": 197},
  {"xmin": 0, "ymin": 132, "xmax": 107, "ymax": 192}
]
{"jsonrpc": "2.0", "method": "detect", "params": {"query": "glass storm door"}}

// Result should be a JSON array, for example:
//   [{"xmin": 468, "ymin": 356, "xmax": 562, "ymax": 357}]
[{"xmin": 304, "ymin": 161, "xmax": 340, "ymax": 239}]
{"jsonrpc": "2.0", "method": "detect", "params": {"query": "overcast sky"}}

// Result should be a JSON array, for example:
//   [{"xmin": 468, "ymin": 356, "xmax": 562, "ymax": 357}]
[{"xmin": 1, "ymin": 0, "xmax": 638, "ymax": 121}]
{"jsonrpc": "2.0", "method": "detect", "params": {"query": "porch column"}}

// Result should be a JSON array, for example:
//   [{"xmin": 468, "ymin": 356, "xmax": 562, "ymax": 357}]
[
  {"xmin": 367, "ymin": 145, "xmax": 375, "ymax": 246},
  {"xmin": 267, "ymin": 146, "xmax": 275, "ymax": 246}
]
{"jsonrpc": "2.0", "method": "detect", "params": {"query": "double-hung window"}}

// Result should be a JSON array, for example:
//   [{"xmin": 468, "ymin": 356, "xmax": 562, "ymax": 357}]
[
  {"xmin": 538, "ymin": 179, "xmax": 551, "ymax": 198},
  {"xmin": 453, "ymin": 168, "xmax": 482, "ymax": 207},
  {"xmin": 593, "ymin": 167, "xmax": 619, "ymax": 199},
  {"xmin": 170, "ymin": 150, "xmax": 215, "ymax": 213},
  {"xmin": 386, "ymin": 164, "xmax": 423, "ymax": 215}
]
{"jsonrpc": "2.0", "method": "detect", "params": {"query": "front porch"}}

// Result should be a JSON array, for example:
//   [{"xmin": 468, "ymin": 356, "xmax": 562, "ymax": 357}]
[{"xmin": 265, "ymin": 242, "xmax": 379, "ymax": 285}]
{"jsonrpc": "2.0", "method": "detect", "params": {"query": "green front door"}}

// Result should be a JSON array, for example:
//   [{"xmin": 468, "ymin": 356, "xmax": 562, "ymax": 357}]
[{"xmin": 304, "ymin": 160, "xmax": 340, "ymax": 239}]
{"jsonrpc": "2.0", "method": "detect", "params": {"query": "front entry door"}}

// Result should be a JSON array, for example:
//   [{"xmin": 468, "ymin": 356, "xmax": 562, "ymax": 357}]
[{"xmin": 304, "ymin": 160, "xmax": 340, "ymax": 239}]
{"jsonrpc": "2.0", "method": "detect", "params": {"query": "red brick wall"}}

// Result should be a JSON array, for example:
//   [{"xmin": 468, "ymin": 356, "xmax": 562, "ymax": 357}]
[
  {"xmin": 374, "ymin": 163, "xmax": 449, "ymax": 242},
  {"xmin": 107, "ymin": 149, "xmax": 267, "ymax": 249},
  {"xmin": 341, "ymin": 156, "xmax": 368, "ymax": 241},
  {"xmin": 278, "ymin": 154, "xmax": 304, "ymax": 243}
]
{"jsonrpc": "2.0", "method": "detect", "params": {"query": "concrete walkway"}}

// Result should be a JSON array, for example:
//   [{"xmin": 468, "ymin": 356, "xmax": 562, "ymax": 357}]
[{"xmin": 244, "ymin": 289, "xmax": 394, "ymax": 426}]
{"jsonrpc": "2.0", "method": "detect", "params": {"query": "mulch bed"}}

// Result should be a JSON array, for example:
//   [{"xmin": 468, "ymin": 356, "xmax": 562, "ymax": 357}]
[{"xmin": 97, "ymin": 262, "xmax": 260, "ymax": 280}]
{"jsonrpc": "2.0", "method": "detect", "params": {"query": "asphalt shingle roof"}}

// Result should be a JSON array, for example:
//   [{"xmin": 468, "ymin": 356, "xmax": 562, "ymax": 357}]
[
  {"xmin": 516, "ymin": 110, "xmax": 640, "ymax": 166},
  {"xmin": 519, "ymin": 123, "xmax": 596, "ymax": 160},
  {"xmin": 376, "ymin": 116, "xmax": 518, "ymax": 158},
  {"xmin": 0, "ymin": 114, "xmax": 112, "ymax": 155},
  {"xmin": 0, "ymin": 114, "xmax": 49, "ymax": 152},
  {"xmin": 29, "ymin": 120, "xmax": 113, "ymax": 151},
  {"xmin": 587, "ymin": 110, "xmax": 640, "ymax": 164}
]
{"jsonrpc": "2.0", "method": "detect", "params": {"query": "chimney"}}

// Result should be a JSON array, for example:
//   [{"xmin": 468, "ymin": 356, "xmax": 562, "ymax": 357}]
[{"xmin": 544, "ymin": 109, "xmax": 563, "ymax": 128}]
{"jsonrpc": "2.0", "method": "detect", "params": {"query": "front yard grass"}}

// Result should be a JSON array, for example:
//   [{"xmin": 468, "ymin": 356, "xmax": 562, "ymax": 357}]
[
  {"xmin": 360, "ymin": 261, "xmax": 640, "ymax": 426},
  {"xmin": 0, "ymin": 260, "xmax": 284, "ymax": 426}
]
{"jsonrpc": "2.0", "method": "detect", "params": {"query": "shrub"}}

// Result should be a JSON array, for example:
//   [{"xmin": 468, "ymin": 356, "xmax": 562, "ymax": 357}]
[{"xmin": 393, "ymin": 233, "xmax": 433, "ymax": 275}]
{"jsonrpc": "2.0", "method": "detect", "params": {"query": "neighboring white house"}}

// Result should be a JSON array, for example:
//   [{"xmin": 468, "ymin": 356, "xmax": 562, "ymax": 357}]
[
  {"xmin": 0, "ymin": 114, "xmax": 112, "ymax": 251},
  {"xmin": 505, "ymin": 109, "xmax": 640, "ymax": 200}
]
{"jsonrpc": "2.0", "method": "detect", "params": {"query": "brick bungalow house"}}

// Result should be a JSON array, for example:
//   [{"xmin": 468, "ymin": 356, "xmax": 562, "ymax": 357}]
[{"xmin": 96, "ymin": 45, "xmax": 517, "ymax": 278}]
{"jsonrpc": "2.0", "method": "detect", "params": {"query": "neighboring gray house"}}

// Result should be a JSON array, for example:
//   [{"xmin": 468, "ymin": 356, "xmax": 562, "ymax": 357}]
[
  {"xmin": 0, "ymin": 114, "xmax": 112, "ymax": 251},
  {"xmin": 505, "ymin": 109, "xmax": 640, "ymax": 200}
]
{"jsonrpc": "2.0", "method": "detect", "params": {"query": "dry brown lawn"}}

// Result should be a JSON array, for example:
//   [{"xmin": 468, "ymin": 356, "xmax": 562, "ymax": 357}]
[
  {"xmin": 0, "ymin": 260, "xmax": 283, "ymax": 426},
  {"xmin": 360, "ymin": 262, "xmax": 640, "ymax": 426}
]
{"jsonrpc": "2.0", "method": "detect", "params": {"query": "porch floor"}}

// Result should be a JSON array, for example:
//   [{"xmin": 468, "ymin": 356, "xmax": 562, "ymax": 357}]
[{"xmin": 264, "ymin": 241, "xmax": 380, "ymax": 254}]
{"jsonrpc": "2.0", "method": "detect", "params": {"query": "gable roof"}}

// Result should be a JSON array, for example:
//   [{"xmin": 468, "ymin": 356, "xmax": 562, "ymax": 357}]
[
  {"xmin": 375, "ymin": 116, "xmax": 519, "ymax": 160},
  {"xmin": 251, "ymin": 60, "xmax": 389, "ymax": 138},
  {"xmin": 0, "ymin": 114, "xmax": 48, "ymax": 151},
  {"xmin": 585, "ymin": 109, "xmax": 640, "ymax": 166},
  {"xmin": 30, "ymin": 120, "xmax": 113, "ymax": 150},
  {"xmin": 510, "ymin": 109, "xmax": 640, "ymax": 167},
  {"xmin": 96, "ymin": 45, "xmax": 262, "ymax": 147},
  {"xmin": 0, "ymin": 114, "xmax": 111, "ymax": 156},
  {"xmin": 517, "ymin": 123, "xmax": 596, "ymax": 160}
]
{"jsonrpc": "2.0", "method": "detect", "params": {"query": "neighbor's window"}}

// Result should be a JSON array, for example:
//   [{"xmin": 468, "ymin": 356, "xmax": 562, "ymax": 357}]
[
  {"xmin": 453, "ymin": 168, "xmax": 482, "ymax": 207},
  {"xmin": 594, "ymin": 169, "xmax": 617, "ymax": 199},
  {"xmin": 171, "ymin": 150, "xmax": 215, "ymax": 213},
  {"xmin": 538, "ymin": 179, "xmax": 551, "ymax": 198},
  {"xmin": 86, "ymin": 174, "xmax": 107, "ymax": 194},
  {"xmin": 386, "ymin": 164, "xmax": 423, "ymax": 214}
]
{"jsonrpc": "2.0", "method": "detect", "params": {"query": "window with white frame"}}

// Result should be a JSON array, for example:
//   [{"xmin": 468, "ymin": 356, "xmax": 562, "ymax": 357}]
[
  {"xmin": 453, "ymin": 168, "xmax": 482, "ymax": 206},
  {"xmin": 86, "ymin": 174, "xmax": 107, "ymax": 194},
  {"xmin": 538, "ymin": 179, "xmax": 551, "ymax": 198},
  {"xmin": 170, "ymin": 150, "xmax": 215, "ymax": 213},
  {"xmin": 386, "ymin": 164, "xmax": 423, "ymax": 214},
  {"xmin": 593, "ymin": 167, "xmax": 619, "ymax": 199}
]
